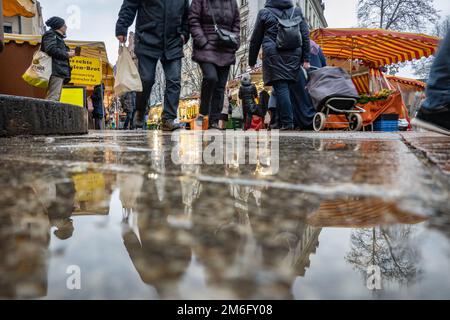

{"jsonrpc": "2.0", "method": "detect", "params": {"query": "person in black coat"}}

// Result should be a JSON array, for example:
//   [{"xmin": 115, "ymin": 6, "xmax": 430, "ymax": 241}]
[
  {"xmin": 116, "ymin": 0, "xmax": 190, "ymax": 131},
  {"xmin": 41, "ymin": 17, "xmax": 75, "ymax": 101},
  {"xmin": 290, "ymin": 40, "xmax": 327, "ymax": 130},
  {"xmin": 121, "ymin": 91, "xmax": 137, "ymax": 130},
  {"xmin": 91, "ymin": 83, "xmax": 105, "ymax": 130},
  {"xmin": 249, "ymin": 0, "xmax": 310, "ymax": 130}
]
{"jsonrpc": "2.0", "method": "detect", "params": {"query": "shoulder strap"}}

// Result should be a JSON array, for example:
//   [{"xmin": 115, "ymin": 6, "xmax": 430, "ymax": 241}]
[{"xmin": 206, "ymin": 0, "xmax": 218, "ymax": 29}]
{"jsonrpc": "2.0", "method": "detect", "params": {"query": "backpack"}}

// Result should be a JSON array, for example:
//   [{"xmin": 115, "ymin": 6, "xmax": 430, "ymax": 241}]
[{"xmin": 268, "ymin": 7, "xmax": 303, "ymax": 50}]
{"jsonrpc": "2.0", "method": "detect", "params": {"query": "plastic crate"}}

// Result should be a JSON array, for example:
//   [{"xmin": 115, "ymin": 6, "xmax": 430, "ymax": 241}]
[{"xmin": 373, "ymin": 119, "xmax": 399, "ymax": 132}]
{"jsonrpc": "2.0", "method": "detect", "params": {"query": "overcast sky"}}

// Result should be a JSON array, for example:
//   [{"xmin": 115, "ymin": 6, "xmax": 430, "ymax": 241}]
[{"xmin": 38, "ymin": 0, "xmax": 450, "ymax": 68}]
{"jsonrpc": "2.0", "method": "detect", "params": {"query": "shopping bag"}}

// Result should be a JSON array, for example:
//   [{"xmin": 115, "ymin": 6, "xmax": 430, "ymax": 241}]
[
  {"xmin": 22, "ymin": 49, "xmax": 52, "ymax": 88},
  {"xmin": 114, "ymin": 44, "xmax": 142, "ymax": 96}
]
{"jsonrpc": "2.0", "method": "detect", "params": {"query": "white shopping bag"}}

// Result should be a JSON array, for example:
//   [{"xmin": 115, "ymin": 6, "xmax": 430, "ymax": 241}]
[
  {"xmin": 114, "ymin": 44, "xmax": 142, "ymax": 96},
  {"xmin": 22, "ymin": 49, "xmax": 52, "ymax": 88}
]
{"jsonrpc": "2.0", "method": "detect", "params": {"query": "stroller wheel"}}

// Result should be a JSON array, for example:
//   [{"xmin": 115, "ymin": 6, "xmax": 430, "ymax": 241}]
[
  {"xmin": 313, "ymin": 113, "xmax": 326, "ymax": 132},
  {"xmin": 348, "ymin": 113, "xmax": 363, "ymax": 131}
]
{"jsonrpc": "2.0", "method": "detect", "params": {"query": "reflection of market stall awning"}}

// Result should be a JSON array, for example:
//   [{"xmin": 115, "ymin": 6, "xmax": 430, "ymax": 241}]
[
  {"xmin": 3, "ymin": 0, "xmax": 35, "ymax": 17},
  {"xmin": 307, "ymin": 198, "xmax": 427, "ymax": 228},
  {"xmin": 3, "ymin": 34, "xmax": 115, "ymax": 93},
  {"xmin": 310, "ymin": 28, "xmax": 440, "ymax": 68}
]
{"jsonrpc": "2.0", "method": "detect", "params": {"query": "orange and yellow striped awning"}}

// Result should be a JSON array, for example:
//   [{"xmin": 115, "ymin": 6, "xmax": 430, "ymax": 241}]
[
  {"xmin": 386, "ymin": 75, "xmax": 426, "ymax": 91},
  {"xmin": 3, "ymin": 0, "xmax": 36, "ymax": 18},
  {"xmin": 310, "ymin": 28, "xmax": 440, "ymax": 68}
]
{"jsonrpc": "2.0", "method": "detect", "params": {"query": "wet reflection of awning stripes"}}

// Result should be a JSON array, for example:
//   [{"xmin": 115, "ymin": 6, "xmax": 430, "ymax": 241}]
[
  {"xmin": 310, "ymin": 28, "xmax": 440, "ymax": 68},
  {"xmin": 307, "ymin": 198, "xmax": 427, "ymax": 228}
]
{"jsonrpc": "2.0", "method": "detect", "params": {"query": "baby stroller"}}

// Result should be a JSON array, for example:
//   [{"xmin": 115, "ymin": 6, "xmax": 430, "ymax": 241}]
[{"xmin": 306, "ymin": 67, "xmax": 365, "ymax": 132}]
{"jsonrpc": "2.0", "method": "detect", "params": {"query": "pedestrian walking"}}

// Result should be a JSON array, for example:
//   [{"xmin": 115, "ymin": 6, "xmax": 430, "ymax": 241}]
[
  {"xmin": 412, "ymin": 29, "xmax": 450, "ymax": 136},
  {"xmin": 41, "ymin": 17, "xmax": 75, "ymax": 101},
  {"xmin": 249, "ymin": 0, "xmax": 311, "ymax": 130},
  {"xmin": 116, "ymin": 0, "xmax": 190, "ymax": 131},
  {"xmin": 290, "ymin": 39, "xmax": 327, "ymax": 130},
  {"xmin": 121, "ymin": 91, "xmax": 137, "ymax": 130},
  {"xmin": 189, "ymin": 0, "xmax": 240, "ymax": 130},
  {"xmin": 91, "ymin": 83, "xmax": 105, "ymax": 130}
]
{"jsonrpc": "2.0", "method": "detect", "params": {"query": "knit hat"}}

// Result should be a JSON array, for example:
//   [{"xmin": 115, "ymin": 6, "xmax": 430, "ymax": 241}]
[{"xmin": 45, "ymin": 16, "xmax": 66, "ymax": 30}]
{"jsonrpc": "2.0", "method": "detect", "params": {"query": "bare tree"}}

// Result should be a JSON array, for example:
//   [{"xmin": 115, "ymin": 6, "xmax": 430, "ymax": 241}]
[
  {"xmin": 181, "ymin": 40, "xmax": 203, "ymax": 97},
  {"xmin": 413, "ymin": 16, "xmax": 450, "ymax": 79},
  {"xmin": 346, "ymin": 225, "xmax": 423, "ymax": 287},
  {"xmin": 357, "ymin": 0, "xmax": 439, "ymax": 32},
  {"xmin": 149, "ymin": 62, "xmax": 165, "ymax": 107}
]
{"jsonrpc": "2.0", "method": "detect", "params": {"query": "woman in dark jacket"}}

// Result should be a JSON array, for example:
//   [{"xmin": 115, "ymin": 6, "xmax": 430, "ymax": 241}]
[
  {"xmin": 249, "ymin": 0, "xmax": 310, "ymax": 130},
  {"xmin": 41, "ymin": 17, "xmax": 75, "ymax": 101},
  {"xmin": 189, "ymin": 0, "xmax": 240, "ymax": 129}
]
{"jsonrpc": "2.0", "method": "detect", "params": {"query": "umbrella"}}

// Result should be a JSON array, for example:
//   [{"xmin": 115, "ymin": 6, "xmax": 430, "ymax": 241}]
[
  {"xmin": 310, "ymin": 28, "xmax": 441, "ymax": 68},
  {"xmin": 3, "ymin": 0, "xmax": 36, "ymax": 18}
]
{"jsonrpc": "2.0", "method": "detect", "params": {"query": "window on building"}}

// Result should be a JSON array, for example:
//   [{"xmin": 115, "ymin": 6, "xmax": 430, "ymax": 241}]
[{"xmin": 4, "ymin": 23, "xmax": 13, "ymax": 34}]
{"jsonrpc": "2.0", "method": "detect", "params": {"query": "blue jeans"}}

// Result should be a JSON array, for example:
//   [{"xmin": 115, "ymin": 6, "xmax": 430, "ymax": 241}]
[
  {"xmin": 123, "ymin": 111, "xmax": 135, "ymax": 129},
  {"xmin": 272, "ymin": 81, "xmax": 294, "ymax": 128},
  {"xmin": 290, "ymin": 69, "xmax": 316, "ymax": 129},
  {"xmin": 422, "ymin": 30, "xmax": 450, "ymax": 110}
]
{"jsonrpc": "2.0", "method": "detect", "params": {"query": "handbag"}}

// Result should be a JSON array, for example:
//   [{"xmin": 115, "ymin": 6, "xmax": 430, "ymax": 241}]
[
  {"xmin": 114, "ymin": 44, "xmax": 143, "ymax": 96},
  {"xmin": 22, "ymin": 46, "xmax": 52, "ymax": 88},
  {"xmin": 207, "ymin": 0, "xmax": 239, "ymax": 50}
]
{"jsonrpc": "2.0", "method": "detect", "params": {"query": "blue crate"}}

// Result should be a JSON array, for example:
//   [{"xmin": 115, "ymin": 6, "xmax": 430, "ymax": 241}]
[{"xmin": 373, "ymin": 119, "xmax": 399, "ymax": 132}]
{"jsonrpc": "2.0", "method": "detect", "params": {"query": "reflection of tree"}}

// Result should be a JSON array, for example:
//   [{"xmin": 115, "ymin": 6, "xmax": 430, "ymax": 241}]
[{"xmin": 346, "ymin": 225, "xmax": 422, "ymax": 286}]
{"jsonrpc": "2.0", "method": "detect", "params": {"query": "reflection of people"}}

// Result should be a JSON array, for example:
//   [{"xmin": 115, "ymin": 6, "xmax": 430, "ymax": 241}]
[
  {"xmin": 45, "ymin": 177, "xmax": 76, "ymax": 240},
  {"xmin": 116, "ymin": 0, "xmax": 190, "ymax": 131},
  {"xmin": 42, "ymin": 17, "xmax": 75, "ymax": 101},
  {"xmin": 412, "ymin": 30, "xmax": 450, "ymax": 136},
  {"xmin": 0, "ymin": 173, "xmax": 76, "ymax": 298},
  {"xmin": 121, "ymin": 178, "xmax": 191, "ymax": 298}
]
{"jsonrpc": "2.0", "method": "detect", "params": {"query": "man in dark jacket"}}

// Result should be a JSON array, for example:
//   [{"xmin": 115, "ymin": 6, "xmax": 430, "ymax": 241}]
[
  {"xmin": 91, "ymin": 83, "xmax": 105, "ymax": 130},
  {"xmin": 41, "ymin": 17, "xmax": 75, "ymax": 101},
  {"xmin": 121, "ymin": 91, "xmax": 137, "ymax": 130},
  {"xmin": 249, "ymin": 0, "xmax": 310, "ymax": 130},
  {"xmin": 116, "ymin": 0, "xmax": 190, "ymax": 131}
]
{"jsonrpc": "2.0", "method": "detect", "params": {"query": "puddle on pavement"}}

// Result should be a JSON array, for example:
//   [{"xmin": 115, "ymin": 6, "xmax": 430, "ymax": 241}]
[{"xmin": 0, "ymin": 132, "xmax": 449, "ymax": 299}]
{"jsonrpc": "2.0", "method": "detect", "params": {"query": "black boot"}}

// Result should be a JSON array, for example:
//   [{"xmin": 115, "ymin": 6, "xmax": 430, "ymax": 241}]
[{"xmin": 162, "ymin": 119, "xmax": 182, "ymax": 131}]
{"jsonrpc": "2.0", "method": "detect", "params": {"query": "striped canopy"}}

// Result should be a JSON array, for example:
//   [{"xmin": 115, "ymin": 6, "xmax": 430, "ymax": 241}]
[
  {"xmin": 310, "ymin": 28, "xmax": 441, "ymax": 68},
  {"xmin": 386, "ymin": 75, "xmax": 426, "ymax": 91},
  {"xmin": 3, "ymin": 0, "xmax": 36, "ymax": 17}
]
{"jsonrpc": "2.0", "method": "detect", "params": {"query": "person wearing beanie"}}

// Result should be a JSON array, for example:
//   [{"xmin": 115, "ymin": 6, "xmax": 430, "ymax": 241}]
[{"xmin": 41, "ymin": 16, "xmax": 75, "ymax": 101}]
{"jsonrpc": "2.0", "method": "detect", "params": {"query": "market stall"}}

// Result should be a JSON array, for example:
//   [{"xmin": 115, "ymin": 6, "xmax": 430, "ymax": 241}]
[
  {"xmin": 0, "ymin": 34, "xmax": 115, "ymax": 103},
  {"xmin": 310, "ymin": 28, "xmax": 440, "ymax": 131}
]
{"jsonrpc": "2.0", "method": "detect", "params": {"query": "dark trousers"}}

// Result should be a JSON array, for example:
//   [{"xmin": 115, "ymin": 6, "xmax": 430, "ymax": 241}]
[
  {"xmin": 94, "ymin": 117, "xmax": 103, "ymax": 130},
  {"xmin": 272, "ymin": 81, "xmax": 294, "ymax": 128},
  {"xmin": 199, "ymin": 63, "xmax": 231, "ymax": 124},
  {"xmin": 290, "ymin": 70, "xmax": 316, "ymax": 129},
  {"xmin": 123, "ymin": 111, "xmax": 135, "ymax": 129},
  {"xmin": 136, "ymin": 55, "xmax": 182, "ymax": 121}
]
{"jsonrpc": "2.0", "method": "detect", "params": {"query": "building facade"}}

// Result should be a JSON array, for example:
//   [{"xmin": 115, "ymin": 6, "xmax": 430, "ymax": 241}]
[
  {"xmin": 235, "ymin": 0, "xmax": 327, "ymax": 77},
  {"xmin": 2, "ymin": 0, "xmax": 44, "ymax": 35}
]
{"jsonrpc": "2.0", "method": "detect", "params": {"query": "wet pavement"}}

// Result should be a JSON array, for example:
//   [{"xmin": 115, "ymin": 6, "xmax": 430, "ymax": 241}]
[{"xmin": 0, "ymin": 131, "xmax": 449, "ymax": 299}]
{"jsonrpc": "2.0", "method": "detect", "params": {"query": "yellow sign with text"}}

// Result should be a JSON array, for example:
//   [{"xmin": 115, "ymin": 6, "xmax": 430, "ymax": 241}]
[
  {"xmin": 60, "ymin": 87, "xmax": 85, "ymax": 107},
  {"xmin": 70, "ymin": 57, "xmax": 102, "ymax": 86}
]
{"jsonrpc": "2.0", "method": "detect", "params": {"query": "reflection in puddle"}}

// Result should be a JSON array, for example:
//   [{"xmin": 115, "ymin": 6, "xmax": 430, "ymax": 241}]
[{"xmin": 0, "ymin": 132, "xmax": 449, "ymax": 299}]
